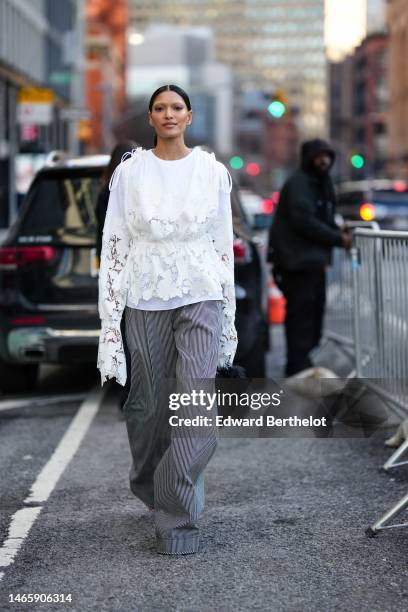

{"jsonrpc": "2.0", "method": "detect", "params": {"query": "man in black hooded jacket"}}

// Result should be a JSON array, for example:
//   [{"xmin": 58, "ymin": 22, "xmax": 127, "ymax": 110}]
[{"xmin": 268, "ymin": 139, "xmax": 351, "ymax": 376}]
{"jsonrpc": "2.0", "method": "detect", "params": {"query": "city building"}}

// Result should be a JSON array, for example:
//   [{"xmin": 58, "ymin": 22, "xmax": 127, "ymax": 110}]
[
  {"xmin": 351, "ymin": 33, "xmax": 388, "ymax": 178},
  {"xmin": 387, "ymin": 0, "xmax": 408, "ymax": 179},
  {"xmin": 0, "ymin": 0, "xmax": 79, "ymax": 227},
  {"xmin": 329, "ymin": 33, "xmax": 388, "ymax": 180},
  {"xmin": 237, "ymin": 90, "xmax": 299, "ymax": 190},
  {"xmin": 329, "ymin": 57, "xmax": 354, "ymax": 180},
  {"xmin": 129, "ymin": 0, "xmax": 327, "ymax": 138},
  {"xmin": 85, "ymin": 0, "xmax": 128, "ymax": 152},
  {"xmin": 367, "ymin": 0, "xmax": 386, "ymax": 34},
  {"xmin": 124, "ymin": 24, "xmax": 233, "ymax": 155}
]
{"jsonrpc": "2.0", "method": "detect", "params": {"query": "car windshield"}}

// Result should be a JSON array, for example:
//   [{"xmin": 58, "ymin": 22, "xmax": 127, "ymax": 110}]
[{"xmin": 20, "ymin": 172, "xmax": 102, "ymax": 234}]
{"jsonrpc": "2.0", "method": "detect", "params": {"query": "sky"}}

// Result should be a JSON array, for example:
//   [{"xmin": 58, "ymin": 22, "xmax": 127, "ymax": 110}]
[{"xmin": 325, "ymin": 0, "xmax": 367, "ymax": 61}]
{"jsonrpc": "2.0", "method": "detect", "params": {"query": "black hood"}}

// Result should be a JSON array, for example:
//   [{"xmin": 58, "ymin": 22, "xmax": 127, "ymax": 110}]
[{"xmin": 300, "ymin": 139, "xmax": 336, "ymax": 173}]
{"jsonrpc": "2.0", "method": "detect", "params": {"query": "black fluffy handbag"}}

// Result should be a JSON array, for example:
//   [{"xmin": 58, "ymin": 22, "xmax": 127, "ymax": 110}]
[
  {"xmin": 215, "ymin": 364, "xmax": 251, "ymax": 418},
  {"xmin": 216, "ymin": 364, "xmax": 247, "ymax": 379}
]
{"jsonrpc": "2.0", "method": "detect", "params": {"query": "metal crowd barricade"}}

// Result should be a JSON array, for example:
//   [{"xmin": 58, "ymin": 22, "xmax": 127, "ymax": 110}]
[
  {"xmin": 324, "ymin": 222, "xmax": 379, "ymax": 358},
  {"xmin": 351, "ymin": 228, "xmax": 408, "ymax": 536},
  {"xmin": 325, "ymin": 224, "xmax": 408, "ymax": 535},
  {"xmin": 325, "ymin": 246, "xmax": 355, "ymax": 348},
  {"xmin": 352, "ymin": 228, "xmax": 408, "ymax": 415}
]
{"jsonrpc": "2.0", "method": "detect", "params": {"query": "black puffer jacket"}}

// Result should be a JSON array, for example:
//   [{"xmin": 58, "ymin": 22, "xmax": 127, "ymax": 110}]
[{"xmin": 267, "ymin": 139, "xmax": 343, "ymax": 270}]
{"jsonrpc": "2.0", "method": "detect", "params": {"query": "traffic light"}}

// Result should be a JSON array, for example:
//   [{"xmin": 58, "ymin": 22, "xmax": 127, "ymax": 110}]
[
  {"xmin": 268, "ymin": 100, "xmax": 286, "ymax": 118},
  {"xmin": 350, "ymin": 154, "xmax": 365, "ymax": 169},
  {"xmin": 267, "ymin": 89, "xmax": 288, "ymax": 118},
  {"xmin": 229, "ymin": 155, "xmax": 244, "ymax": 170},
  {"xmin": 246, "ymin": 162, "xmax": 261, "ymax": 177}
]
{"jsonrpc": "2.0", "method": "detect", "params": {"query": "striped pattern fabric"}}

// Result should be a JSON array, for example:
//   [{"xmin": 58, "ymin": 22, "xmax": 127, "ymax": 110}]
[{"xmin": 122, "ymin": 300, "xmax": 223, "ymax": 554}]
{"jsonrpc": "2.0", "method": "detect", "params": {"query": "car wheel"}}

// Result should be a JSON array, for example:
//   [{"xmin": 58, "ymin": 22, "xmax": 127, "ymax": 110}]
[{"xmin": 0, "ymin": 358, "xmax": 39, "ymax": 393}]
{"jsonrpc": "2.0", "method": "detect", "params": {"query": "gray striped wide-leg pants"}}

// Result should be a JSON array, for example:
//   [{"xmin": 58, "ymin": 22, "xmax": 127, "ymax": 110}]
[{"xmin": 122, "ymin": 299, "xmax": 223, "ymax": 554}]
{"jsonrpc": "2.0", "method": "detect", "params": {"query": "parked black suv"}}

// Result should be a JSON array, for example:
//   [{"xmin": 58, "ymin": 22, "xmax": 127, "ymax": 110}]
[{"xmin": 0, "ymin": 153, "xmax": 269, "ymax": 393}]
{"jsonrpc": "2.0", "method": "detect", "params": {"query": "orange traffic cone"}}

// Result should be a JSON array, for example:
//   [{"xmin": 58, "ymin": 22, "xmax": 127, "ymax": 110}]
[{"xmin": 268, "ymin": 278, "xmax": 286, "ymax": 325}]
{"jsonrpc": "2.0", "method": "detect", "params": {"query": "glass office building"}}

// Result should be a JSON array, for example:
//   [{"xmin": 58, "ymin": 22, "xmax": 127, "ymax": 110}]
[{"xmin": 130, "ymin": 0, "xmax": 327, "ymax": 136}]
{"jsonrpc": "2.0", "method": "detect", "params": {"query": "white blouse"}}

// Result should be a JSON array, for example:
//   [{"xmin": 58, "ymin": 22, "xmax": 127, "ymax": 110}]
[
  {"xmin": 127, "ymin": 149, "xmax": 227, "ymax": 310},
  {"xmin": 97, "ymin": 146, "xmax": 238, "ymax": 386}
]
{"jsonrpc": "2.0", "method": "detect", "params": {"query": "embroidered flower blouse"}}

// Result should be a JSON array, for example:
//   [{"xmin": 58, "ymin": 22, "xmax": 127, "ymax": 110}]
[{"xmin": 97, "ymin": 146, "xmax": 238, "ymax": 386}]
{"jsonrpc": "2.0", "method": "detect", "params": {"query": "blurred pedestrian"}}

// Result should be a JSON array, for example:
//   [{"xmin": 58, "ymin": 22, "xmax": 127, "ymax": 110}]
[
  {"xmin": 268, "ymin": 139, "xmax": 352, "ymax": 376},
  {"xmin": 95, "ymin": 141, "xmax": 138, "ymax": 415},
  {"xmin": 97, "ymin": 84, "xmax": 237, "ymax": 555}
]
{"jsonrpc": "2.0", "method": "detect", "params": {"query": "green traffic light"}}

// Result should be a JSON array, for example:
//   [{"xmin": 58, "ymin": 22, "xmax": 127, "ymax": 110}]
[
  {"xmin": 229, "ymin": 156, "xmax": 244, "ymax": 170},
  {"xmin": 268, "ymin": 101, "xmax": 286, "ymax": 118},
  {"xmin": 351, "ymin": 154, "xmax": 365, "ymax": 169}
]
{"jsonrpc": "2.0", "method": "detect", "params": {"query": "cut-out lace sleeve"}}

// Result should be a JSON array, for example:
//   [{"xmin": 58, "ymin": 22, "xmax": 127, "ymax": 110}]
[
  {"xmin": 97, "ymin": 167, "xmax": 131, "ymax": 386},
  {"xmin": 212, "ymin": 163, "xmax": 238, "ymax": 368}
]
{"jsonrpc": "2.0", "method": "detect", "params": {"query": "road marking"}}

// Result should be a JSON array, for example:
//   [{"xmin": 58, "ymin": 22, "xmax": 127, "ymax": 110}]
[
  {"xmin": 0, "ymin": 385, "xmax": 106, "ymax": 581},
  {"xmin": 0, "ymin": 508, "xmax": 42, "ymax": 570},
  {"xmin": 24, "ymin": 386, "xmax": 104, "ymax": 504},
  {"xmin": 0, "ymin": 393, "xmax": 87, "ymax": 413}
]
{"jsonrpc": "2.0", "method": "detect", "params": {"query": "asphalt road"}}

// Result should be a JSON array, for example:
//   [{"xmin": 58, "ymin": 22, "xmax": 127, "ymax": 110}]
[{"xmin": 0, "ymin": 328, "xmax": 407, "ymax": 612}]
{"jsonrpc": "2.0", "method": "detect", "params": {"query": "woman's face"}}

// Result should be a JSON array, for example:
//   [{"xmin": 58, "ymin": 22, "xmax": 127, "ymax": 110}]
[{"xmin": 149, "ymin": 91, "xmax": 192, "ymax": 142}]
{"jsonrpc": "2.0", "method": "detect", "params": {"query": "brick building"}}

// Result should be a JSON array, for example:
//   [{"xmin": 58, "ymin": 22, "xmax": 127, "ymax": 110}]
[
  {"xmin": 330, "ymin": 33, "xmax": 388, "ymax": 180},
  {"xmin": 86, "ymin": 0, "xmax": 128, "ymax": 152},
  {"xmin": 387, "ymin": 0, "xmax": 408, "ymax": 178}
]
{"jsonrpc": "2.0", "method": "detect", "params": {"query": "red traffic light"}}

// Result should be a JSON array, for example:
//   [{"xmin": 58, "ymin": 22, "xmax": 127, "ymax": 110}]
[{"xmin": 246, "ymin": 162, "xmax": 261, "ymax": 177}]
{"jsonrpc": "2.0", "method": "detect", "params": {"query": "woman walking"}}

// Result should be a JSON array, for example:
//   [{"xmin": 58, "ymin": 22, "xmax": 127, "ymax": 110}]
[{"xmin": 97, "ymin": 84, "xmax": 238, "ymax": 555}]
